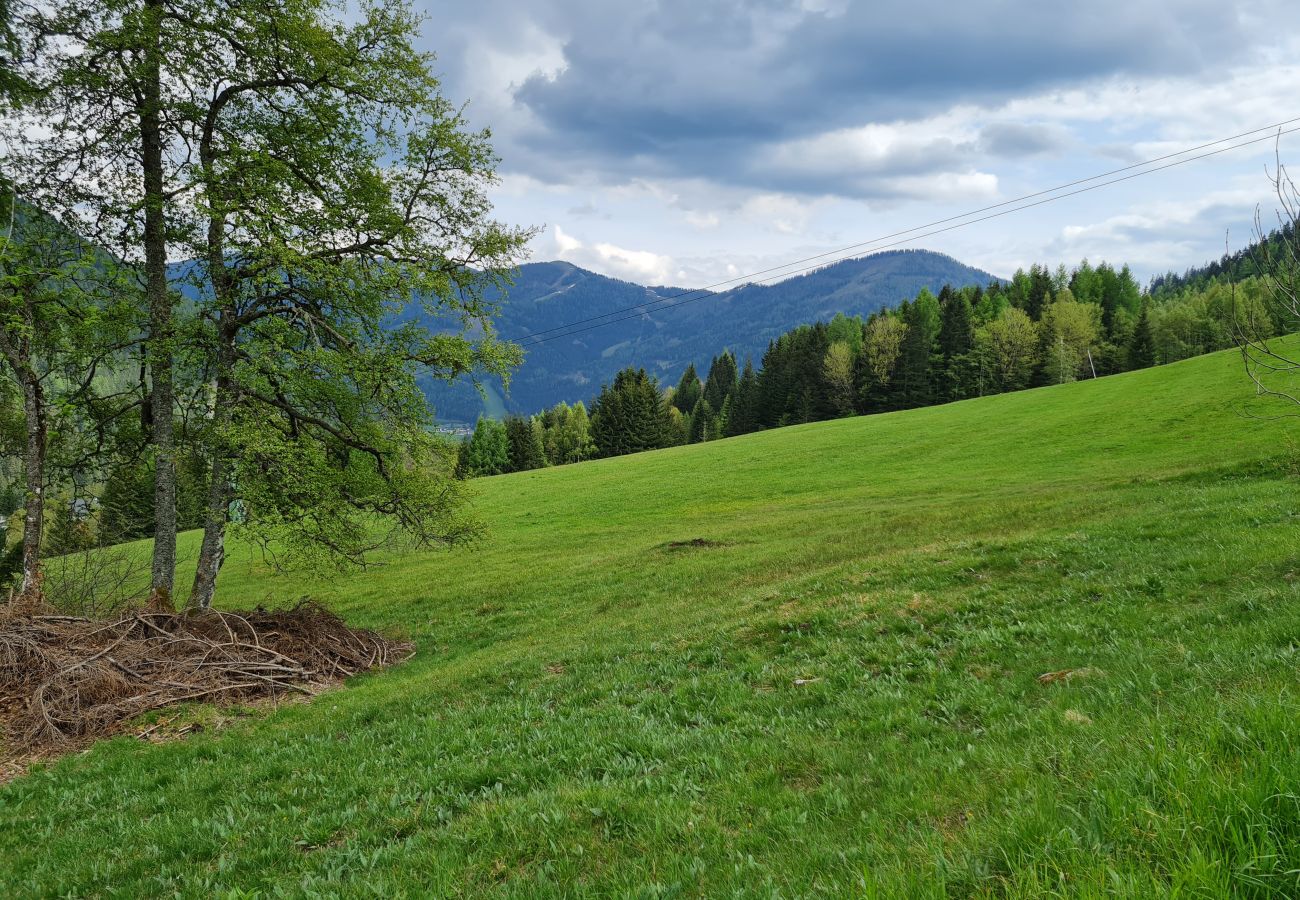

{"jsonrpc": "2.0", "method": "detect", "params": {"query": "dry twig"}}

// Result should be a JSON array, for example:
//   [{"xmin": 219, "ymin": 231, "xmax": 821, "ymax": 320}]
[{"xmin": 0, "ymin": 600, "xmax": 412, "ymax": 752}]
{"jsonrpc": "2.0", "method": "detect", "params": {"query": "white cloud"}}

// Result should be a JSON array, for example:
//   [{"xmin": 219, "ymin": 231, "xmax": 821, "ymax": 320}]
[
  {"xmin": 546, "ymin": 225, "xmax": 676, "ymax": 283},
  {"xmin": 685, "ymin": 210, "xmax": 720, "ymax": 229},
  {"xmin": 552, "ymin": 224, "xmax": 583, "ymax": 254},
  {"xmin": 739, "ymin": 193, "xmax": 822, "ymax": 235}
]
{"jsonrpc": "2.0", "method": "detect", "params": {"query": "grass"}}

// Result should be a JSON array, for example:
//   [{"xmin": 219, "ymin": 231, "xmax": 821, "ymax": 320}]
[{"xmin": 4, "ymin": 345, "xmax": 1300, "ymax": 897}]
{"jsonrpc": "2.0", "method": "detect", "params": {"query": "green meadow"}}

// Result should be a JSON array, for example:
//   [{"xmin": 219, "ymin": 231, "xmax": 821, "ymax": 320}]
[{"xmin": 3, "ymin": 343, "xmax": 1300, "ymax": 897}]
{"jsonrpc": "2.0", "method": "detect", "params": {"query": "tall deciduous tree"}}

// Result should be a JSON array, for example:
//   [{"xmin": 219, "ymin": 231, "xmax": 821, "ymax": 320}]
[
  {"xmin": 539, "ymin": 400, "xmax": 596, "ymax": 465},
  {"xmin": 10, "ymin": 0, "xmax": 529, "ymax": 608},
  {"xmin": 859, "ymin": 312, "xmax": 907, "ymax": 410},
  {"xmin": 1040, "ymin": 298, "xmax": 1100, "ymax": 384},
  {"xmin": 0, "ymin": 210, "xmax": 135, "ymax": 599},
  {"xmin": 8, "ymin": 0, "xmax": 193, "ymax": 605},
  {"xmin": 822, "ymin": 341, "xmax": 855, "ymax": 417},
  {"xmin": 976, "ymin": 307, "xmax": 1039, "ymax": 393}
]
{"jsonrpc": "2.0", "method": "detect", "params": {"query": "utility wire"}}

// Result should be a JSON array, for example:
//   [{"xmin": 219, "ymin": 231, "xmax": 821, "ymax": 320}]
[{"xmin": 520, "ymin": 119, "xmax": 1300, "ymax": 347}]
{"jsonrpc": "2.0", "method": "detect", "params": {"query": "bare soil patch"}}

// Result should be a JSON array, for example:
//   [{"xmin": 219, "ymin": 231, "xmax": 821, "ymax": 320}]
[{"xmin": 661, "ymin": 538, "xmax": 727, "ymax": 551}]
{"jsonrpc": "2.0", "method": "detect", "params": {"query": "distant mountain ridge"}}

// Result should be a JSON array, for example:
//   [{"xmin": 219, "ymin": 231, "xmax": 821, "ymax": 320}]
[{"xmin": 416, "ymin": 248, "xmax": 1001, "ymax": 423}]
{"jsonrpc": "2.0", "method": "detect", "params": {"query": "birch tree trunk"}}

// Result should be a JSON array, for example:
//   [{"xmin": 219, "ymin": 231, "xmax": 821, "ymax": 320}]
[
  {"xmin": 141, "ymin": 0, "xmax": 177, "ymax": 608},
  {"xmin": 18, "ymin": 375, "xmax": 46, "ymax": 602}
]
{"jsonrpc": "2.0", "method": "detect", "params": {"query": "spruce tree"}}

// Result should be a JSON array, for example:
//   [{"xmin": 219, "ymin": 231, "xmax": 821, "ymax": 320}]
[
  {"xmin": 463, "ymin": 418, "xmax": 509, "ymax": 476},
  {"xmin": 938, "ymin": 293, "xmax": 976, "ymax": 400},
  {"xmin": 590, "ymin": 368, "xmax": 668, "ymax": 457},
  {"xmin": 938, "ymin": 292, "xmax": 974, "ymax": 360},
  {"xmin": 702, "ymin": 351, "xmax": 739, "ymax": 412},
  {"xmin": 726, "ymin": 359, "xmax": 760, "ymax": 436},
  {"xmin": 1128, "ymin": 301, "xmax": 1156, "ymax": 370},
  {"xmin": 896, "ymin": 292, "xmax": 941, "ymax": 408},
  {"xmin": 688, "ymin": 398, "xmax": 714, "ymax": 443},
  {"xmin": 505, "ymin": 417, "xmax": 539, "ymax": 472},
  {"xmin": 713, "ymin": 395, "xmax": 732, "ymax": 440},
  {"xmin": 99, "ymin": 459, "xmax": 155, "ymax": 543},
  {"xmin": 672, "ymin": 363, "xmax": 702, "ymax": 414}
]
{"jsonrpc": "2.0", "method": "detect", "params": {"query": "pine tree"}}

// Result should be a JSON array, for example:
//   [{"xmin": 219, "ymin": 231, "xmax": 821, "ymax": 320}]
[
  {"xmin": 713, "ymin": 395, "xmax": 732, "ymax": 440},
  {"xmin": 896, "ymin": 292, "xmax": 941, "ymax": 408},
  {"xmin": 590, "ymin": 368, "xmax": 669, "ymax": 458},
  {"xmin": 688, "ymin": 398, "xmax": 714, "ymax": 443},
  {"xmin": 726, "ymin": 359, "xmax": 760, "ymax": 436},
  {"xmin": 701, "ymin": 351, "xmax": 738, "ymax": 412},
  {"xmin": 504, "ymin": 416, "xmax": 528, "ymax": 472},
  {"xmin": 505, "ymin": 416, "xmax": 547, "ymax": 472},
  {"xmin": 1128, "ymin": 301, "xmax": 1156, "ymax": 370},
  {"xmin": 46, "ymin": 498, "xmax": 94, "ymax": 557},
  {"xmin": 938, "ymin": 291, "xmax": 976, "ymax": 401},
  {"xmin": 672, "ymin": 363, "xmax": 702, "ymax": 414},
  {"xmin": 99, "ymin": 459, "xmax": 155, "ymax": 543},
  {"xmin": 463, "ymin": 417, "xmax": 509, "ymax": 476},
  {"xmin": 938, "ymin": 292, "xmax": 974, "ymax": 360}
]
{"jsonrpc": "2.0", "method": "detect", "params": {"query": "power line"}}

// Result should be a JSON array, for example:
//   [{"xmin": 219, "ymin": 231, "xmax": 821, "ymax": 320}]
[{"xmin": 520, "ymin": 119, "xmax": 1300, "ymax": 347}]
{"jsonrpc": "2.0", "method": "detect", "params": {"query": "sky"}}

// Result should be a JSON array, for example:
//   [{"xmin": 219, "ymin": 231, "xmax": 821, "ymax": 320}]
[{"xmin": 421, "ymin": 0, "xmax": 1300, "ymax": 287}]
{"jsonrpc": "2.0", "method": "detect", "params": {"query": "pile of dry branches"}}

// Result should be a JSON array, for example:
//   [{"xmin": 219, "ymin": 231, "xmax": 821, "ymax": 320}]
[{"xmin": 0, "ymin": 600, "xmax": 411, "ymax": 753}]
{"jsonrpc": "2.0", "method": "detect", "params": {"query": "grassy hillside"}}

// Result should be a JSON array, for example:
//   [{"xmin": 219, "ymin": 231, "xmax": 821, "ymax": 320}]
[{"xmin": 4, "ymin": 345, "xmax": 1300, "ymax": 897}]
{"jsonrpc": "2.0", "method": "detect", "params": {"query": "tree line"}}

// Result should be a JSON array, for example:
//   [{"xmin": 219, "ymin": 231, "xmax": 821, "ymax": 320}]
[
  {"xmin": 460, "ymin": 254, "xmax": 1284, "ymax": 472},
  {"xmin": 0, "ymin": 0, "xmax": 528, "ymax": 610}
]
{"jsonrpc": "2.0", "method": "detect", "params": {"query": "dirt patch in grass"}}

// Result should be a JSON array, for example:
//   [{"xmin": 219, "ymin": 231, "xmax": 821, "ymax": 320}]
[
  {"xmin": 660, "ymin": 538, "xmax": 728, "ymax": 551},
  {"xmin": 0, "ymin": 599, "xmax": 411, "ymax": 776}
]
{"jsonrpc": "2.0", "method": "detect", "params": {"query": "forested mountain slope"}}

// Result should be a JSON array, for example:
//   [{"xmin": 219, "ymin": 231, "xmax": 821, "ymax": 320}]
[{"xmin": 410, "ymin": 249, "xmax": 999, "ymax": 422}]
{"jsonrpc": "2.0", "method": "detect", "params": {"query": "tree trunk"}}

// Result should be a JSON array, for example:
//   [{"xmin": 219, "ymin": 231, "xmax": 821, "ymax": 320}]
[
  {"xmin": 187, "ymin": 320, "xmax": 235, "ymax": 611},
  {"xmin": 17, "ymin": 376, "xmax": 46, "ymax": 603},
  {"xmin": 141, "ymin": 0, "xmax": 176, "ymax": 608},
  {"xmin": 187, "ymin": 446, "xmax": 229, "ymax": 610}
]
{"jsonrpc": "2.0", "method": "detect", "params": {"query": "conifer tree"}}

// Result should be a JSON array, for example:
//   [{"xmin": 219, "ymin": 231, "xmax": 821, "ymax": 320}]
[
  {"xmin": 1128, "ymin": 301, "xmax": 1156, "ymax": 370},
  {"xmin": 99, "ymin": 459, "xmax": 155, "ymax": 543},
  {"xmin": 726, "ymin": 359, "xmax": 760, "ymax": 436},
  {"xmin": 896, "ymin": 292, "xmax": 941, "ymax": 408},
  {"xmin": 590, "ymin": 368, "xmax": 668, "ymax": 458},
  {"xmin": 672, "ymin": 363, "xmax": 702, "ymax": 414},
  {"xmin": 463, "ymin": 418, "xmax": 509, "ymax": 476},
  {"xmin": 688, "ymin": 398, "xmax": 714, "ymax": 443},
  {"xmin": 938, "ymin": 292, "xmax": 975, "ymax": 360},
  {"xmin": 505, "ymin": 416, "xmax": 547, "ymax": 472},
  {"xmin": 713, "ymin": 395, "xmax": 732, "ymax": 440},
  {"xmin": 702, "ymin": 351, "xmax": 738, "ymax": 412},
  {"xmin": 46, "ymin": 498, "xmax": 94, "ymax": 557}
]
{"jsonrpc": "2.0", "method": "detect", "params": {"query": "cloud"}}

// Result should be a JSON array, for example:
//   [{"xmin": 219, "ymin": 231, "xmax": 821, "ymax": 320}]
[
  {"xmin": 978, "ymin": 122, "xmax": 1070, "ymax": 158},
  {"xmin": 547, "ymin": 225, "xmax": 677, "ymax": 283},
  {"xmin": 436, "ymin": 0, "xmax": 1286, "ymax": 184},
  {"xmin": 566, "ymin": 201, "xmax": 608, "ymax": 218},
  {"xmin": 1042, "ymin": 184, "xmax": 1277, "ymax": 273},
  {"xmin": 423, "ymin": 1, "xmax": 1300, "ymax": 288}
]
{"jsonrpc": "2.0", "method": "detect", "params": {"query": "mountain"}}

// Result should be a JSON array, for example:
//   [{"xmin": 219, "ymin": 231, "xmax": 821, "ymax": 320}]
[{"xmin": 417, "ymin": 249, "xmax": 1001, "ymax": 423}]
